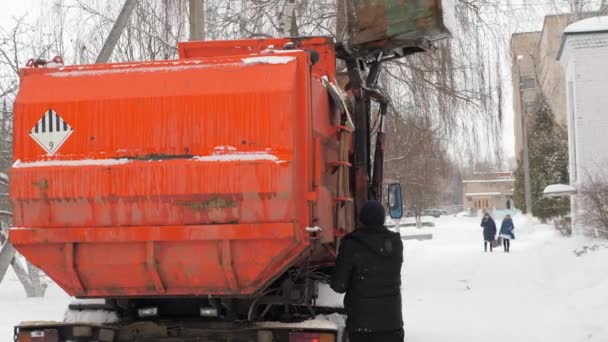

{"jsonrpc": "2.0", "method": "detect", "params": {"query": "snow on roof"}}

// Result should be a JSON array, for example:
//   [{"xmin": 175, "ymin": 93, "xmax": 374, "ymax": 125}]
[
  {"xmin": 12, "ymin": 151, "xmax": 286, "ymax": 169},
  {"xmin": 12, "ymin": 158, "xmax": 132, "ymax": 168},
  {"xmin": 193, "ymin": 152, "xmax": 284, "ymax": 164},
  {"xmin": 49, "ymin": 62, "xmax": 235, "ymax": 77},
  {"xmin": 465, "ymin": 192, "xmax": 502, "ymax": 197},
  {"xmin": 241, "ymin": 56, "xmax": 295, "ymax": 65},
  {"xmin": 565, "ymin": 16, "xmax": 608, "ymax": 34},
  {"xmin": 543, "ymin": 184, "xmax": 577, "ymax": 197},
  {"xmin": 462, "ymin": 179, "xmax": 515, "ymax": 183}
]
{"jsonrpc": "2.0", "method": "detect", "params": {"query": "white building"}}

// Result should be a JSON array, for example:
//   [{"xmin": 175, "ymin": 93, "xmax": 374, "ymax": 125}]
[{"xmin": 558, "ymin": 16, "xmax": 608, "ymax": 234}]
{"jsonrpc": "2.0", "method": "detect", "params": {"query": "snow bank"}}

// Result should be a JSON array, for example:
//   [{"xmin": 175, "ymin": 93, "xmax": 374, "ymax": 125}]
[
  {"xmin": 64, "ymin": 309, "xmax": 118, "ymax": 324},
  {"xmin": 256, "ymin": 318, "xmax": 337, "ymax": 330},
  {"xmin": 0, "ymin": 268, "xmax": 71, "ymax": 338},
  {"xmin": 241, "ymin": 56, "xmax": 295, "ymax": 65},
  {"xmin": 316, "ymin": 283, "xmax": 343, "ymax": 308},
  {"xmin": 403, "ymin": 215, "xmax": 608, "ymax": 342}
]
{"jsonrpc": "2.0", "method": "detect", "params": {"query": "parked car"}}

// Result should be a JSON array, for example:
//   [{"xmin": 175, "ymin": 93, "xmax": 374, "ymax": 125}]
[{"xmin": 422, "ymin": 209, "xmax": 442, "ymax": 218}]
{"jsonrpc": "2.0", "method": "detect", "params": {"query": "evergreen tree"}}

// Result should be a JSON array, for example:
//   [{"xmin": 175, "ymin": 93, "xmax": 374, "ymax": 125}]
[{"xmin": 513, "ymin": 96, "xmax": 569, "ymax": 220}]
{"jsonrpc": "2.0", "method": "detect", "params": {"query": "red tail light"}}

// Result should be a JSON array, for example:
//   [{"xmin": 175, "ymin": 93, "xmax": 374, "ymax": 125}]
[
  {"xmin": 289, "ymin": 332, "xmax": 335, "ymax": 342},
  {"xmin": 16, "ymin": 329, "xmax": 59, "ymax": 342}
]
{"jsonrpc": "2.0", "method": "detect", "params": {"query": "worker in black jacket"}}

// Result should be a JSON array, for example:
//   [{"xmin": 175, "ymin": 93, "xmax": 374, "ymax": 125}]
[{"xmin": 330, "ymin": 200, "xmax": 404, "ymax": 342}]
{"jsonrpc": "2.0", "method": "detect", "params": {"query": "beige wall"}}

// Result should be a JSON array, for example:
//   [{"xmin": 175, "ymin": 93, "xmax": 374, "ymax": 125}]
[
  {"xmin": 511, "ymin": 32, "xmax": 541, "ymax": 160},
  {"xmin": 511, "ymin": 15, "xmax": 579, "ymax": 160},
  {"xmin": 462, "ymin": 179, "xmax": 515, "ymax": 211},
  {"xmin": 537, "ymin": 15, "xmax": 573, "ymax": 127}
]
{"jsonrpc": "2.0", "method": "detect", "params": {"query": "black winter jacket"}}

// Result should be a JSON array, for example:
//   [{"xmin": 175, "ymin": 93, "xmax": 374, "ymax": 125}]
[
  {"xmin": 481, "ymin": 217, "xmax": 497, "ymax": 241},
  {"xmin": 330, "ymin": 225, "xmax": 403, "ymax": 332}
]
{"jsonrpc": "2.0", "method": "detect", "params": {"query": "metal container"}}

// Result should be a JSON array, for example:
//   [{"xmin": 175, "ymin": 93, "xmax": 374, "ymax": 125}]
[
  {"xmin": 348, "ymin": 0, "xmax": 449, "ymax": 52},
  {"xmin": 10, "ymin": 38, "xmax": 342, "ymax": 298}
]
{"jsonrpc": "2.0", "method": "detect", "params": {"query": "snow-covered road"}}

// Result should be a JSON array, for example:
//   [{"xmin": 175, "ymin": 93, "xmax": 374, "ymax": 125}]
[
  {"xmin": 404, "ymin": 215, "xmax": 608, "ymax": 342},
  {"xmin": 1, "ymin": 215, "xmax": 608, "ymax": 341}
]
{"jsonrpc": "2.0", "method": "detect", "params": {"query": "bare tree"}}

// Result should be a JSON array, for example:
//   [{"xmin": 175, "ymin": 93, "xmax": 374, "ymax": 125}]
[
  {"xmin": 385, "ymin": 113, "xmax": 454, "ymax": 227},
  {"xmin": 189, "ymin": 0, "xmax": 205, "ymax": 41},
  {"xmin": 0, "ymin": 19, "xmax": 50, "ymax": 297},
  {"xmin": 599, "ymin": 0, "xmax": 608, "ymax": 13},
  {"xmin": 578, "ymin": 173, "xmax": 608, "ymax": 238}
]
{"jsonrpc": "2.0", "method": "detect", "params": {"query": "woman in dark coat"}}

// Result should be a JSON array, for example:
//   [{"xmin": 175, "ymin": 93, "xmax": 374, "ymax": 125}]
[
  {"xmin": 499, "ymin": 215, "xmax": 515, "ymax": 252},
  {"xmin": 480, "ymin": 213, "xmax": 497, "ymax": 252}
]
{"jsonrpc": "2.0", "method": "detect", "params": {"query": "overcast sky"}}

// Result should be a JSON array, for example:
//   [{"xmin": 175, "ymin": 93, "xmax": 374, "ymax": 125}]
[{"xmin": 0, "ymin": 0, "xmax": 38, "ymax": 27}]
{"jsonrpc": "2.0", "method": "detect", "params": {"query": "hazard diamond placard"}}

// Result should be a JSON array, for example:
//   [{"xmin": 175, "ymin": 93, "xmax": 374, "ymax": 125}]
[{"xmin": 29, "ymin": 109, "xmax": 73, "ymax": 156}]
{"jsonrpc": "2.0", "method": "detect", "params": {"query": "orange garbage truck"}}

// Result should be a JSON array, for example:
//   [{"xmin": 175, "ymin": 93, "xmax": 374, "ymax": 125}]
[{"xmin": 8, "ymin": 2, "xmax": 448, "ymax": 341}]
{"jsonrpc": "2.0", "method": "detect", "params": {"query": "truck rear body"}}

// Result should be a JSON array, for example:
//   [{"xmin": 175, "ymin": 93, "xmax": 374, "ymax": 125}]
[{"xmin": 10, "ymin": 37, "xmax": 340, "ymax": 298}]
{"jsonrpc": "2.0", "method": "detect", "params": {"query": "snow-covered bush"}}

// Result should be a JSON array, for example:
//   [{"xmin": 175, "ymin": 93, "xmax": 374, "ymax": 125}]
[
  {"xmin": 578, "ymin": 175, "xmax": 608, "ymax": 238},
  {"xmin": 513, "ymin": 95, "xmax": 570, "ymax": 222}
]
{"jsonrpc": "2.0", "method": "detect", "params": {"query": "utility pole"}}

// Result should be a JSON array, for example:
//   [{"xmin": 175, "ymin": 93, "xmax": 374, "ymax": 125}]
[
  {"xmin": 336, "ymin": 0, "xmax": 347, "ymax": 41},
  {"xmin": 517, "ymin": 55, "xmax": 533, "ymax": 215},
  {"xmin": 278, "ymin": 0, "xmax": 298, "ymax": 37},
  {"xmin": 189, "ymin": 0, "xmax": 205, "ymax": 41},
  {"xmin": 96, "ymin": 0, "xmax": 138, "ymax": 64}
]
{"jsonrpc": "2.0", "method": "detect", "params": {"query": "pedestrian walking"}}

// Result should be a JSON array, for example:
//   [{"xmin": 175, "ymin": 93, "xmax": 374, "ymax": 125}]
[
  {"xmin": 330, "ymin": 200, "xmax": 404, "ymax": 342},
  {"xmin": 499, "ymin": 215, "xmax": 515, "ymax": 252},
  {"xmin": 480, "ymin": 213, "xmax": 497, "ymax": 252}
]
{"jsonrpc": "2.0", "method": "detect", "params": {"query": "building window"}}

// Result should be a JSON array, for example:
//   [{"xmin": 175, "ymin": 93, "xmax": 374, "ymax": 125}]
[
  {"xmin": 521, "ymin": 76, "xmax": 535, "ymax": 90},
  {"xmin": 524, "ymin": 101, "xmax": 536, "ymax": 114},
  {"xmin": 474, "ymin": 199, "xmax": 489, "ymax": 209}
]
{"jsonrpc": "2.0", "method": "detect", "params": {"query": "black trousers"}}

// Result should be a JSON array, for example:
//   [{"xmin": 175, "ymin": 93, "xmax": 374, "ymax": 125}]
[
  {"xmin": 484, "ymin": 241, "xmax": 493, "ymax": 252},
  {"xmin": 348, "ymin": 328, "xmax": 404, "ymax": 342},
  {"xmin": 503, "ymin": 238, "xmax": 511, "ymax": 251}
]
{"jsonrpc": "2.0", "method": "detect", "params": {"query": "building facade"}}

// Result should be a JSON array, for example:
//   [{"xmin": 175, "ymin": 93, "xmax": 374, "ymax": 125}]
[
  {"xmin": 511, "ymin": 32, "xmax": 541, "ymax": 160},
  {"xmin": 511, "ymin": 15, "xmax": 581, "ymax": 160},
  {"xmin": 558, "ymin": 16, "xmax": 608, "ymax": 234},
  {"xmin": 462, "ymin": 172, "xmax": 515, "ymax": 212}
]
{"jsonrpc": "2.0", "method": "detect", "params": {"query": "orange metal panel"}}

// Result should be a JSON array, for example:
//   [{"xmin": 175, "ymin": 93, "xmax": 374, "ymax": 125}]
[
  {"xmin": 11, "ymin": 223, "xmax": 307, "ymax": 297},
  {"xmin": 178, "ymin": 37, "xmax": 336, "ymax": 82},
  {"xmin": 9, "ymin": 38, "xmax": 341, "ymax": 298}
]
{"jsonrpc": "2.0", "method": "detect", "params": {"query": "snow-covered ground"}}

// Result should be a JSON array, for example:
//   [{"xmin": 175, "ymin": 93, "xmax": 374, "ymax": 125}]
[
  {"xmin": 0, "ymin": 266, "xmax": 71, "ymax": 338},
  {"xmin": 404, "ymin": 215, "xmax": 608, "ymax": 342},
  {"xmin": 1, "ymin": 215, "xmax": 608, "ymax": 341}
]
